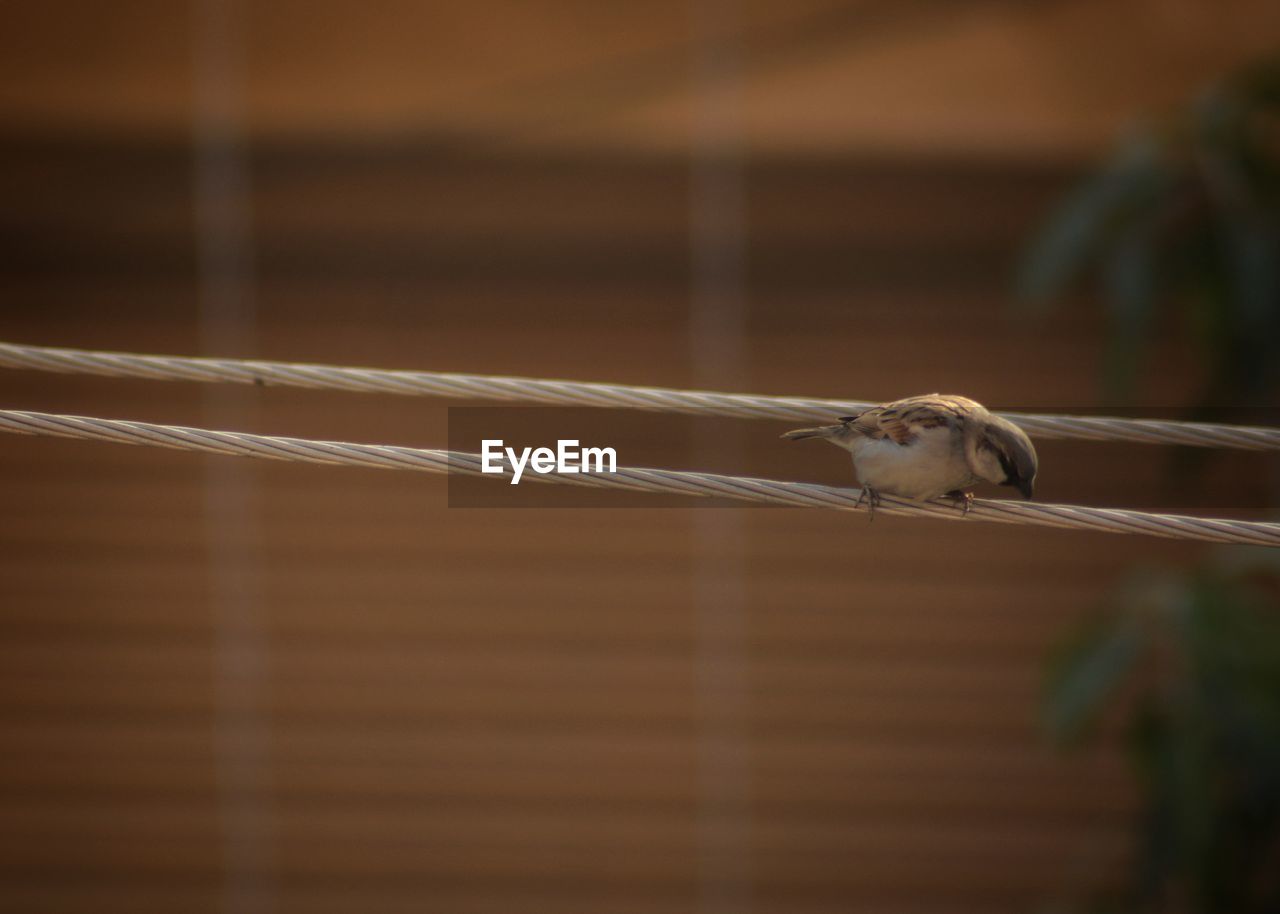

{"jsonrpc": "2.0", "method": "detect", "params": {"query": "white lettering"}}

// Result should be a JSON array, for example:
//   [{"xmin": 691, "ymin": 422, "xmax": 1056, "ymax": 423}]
[
  {"xmin": 507, "ymin": 446, "xmax": 531, "ymax": 485},
  {"xmin": 557, "ymin": 439, "xmax": 580, "ymax": 473},
  {"xmin": 481, "ymin": 440, "xmax": 505, "ymax": 474},
  {"xmin": 581, "ymin": 446, "xmax": 616, "ymax": 474},
  {"xmin": 529, "ymin": 447, "xmax": 556, "ymax": 474},
  {"xmin": 477, "ymin": 439, "xmax": 617, "ymax": 484}
]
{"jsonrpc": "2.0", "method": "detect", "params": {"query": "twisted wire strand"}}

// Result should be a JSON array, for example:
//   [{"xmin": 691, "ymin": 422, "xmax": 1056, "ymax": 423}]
[
  {"xmin": 2, "ymin": 341, "xmax": 1278, "ymax": 451},
  {"xmin": 1, "ymin": 409, "xmax": 1276, "ymax": 547}
]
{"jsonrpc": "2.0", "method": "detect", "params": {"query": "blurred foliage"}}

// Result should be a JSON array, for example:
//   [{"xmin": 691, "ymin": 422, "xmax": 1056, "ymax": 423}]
[
  {"xmin": 1043, "ymin": 552, "xmax": 1280, "ymax": 912},
  {"xmin": 1031, "ymin": 56, "xmax": 1280, "ymax": 914},
  {"xmin": 1019, "ymin": 59, "xmax": 1280, "ymax": 406}
]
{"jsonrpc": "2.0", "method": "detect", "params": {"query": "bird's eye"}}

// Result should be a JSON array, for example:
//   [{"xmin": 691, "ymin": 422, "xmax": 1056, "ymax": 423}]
[{"xmin": 996, "ymin": 449, "xmax": 1017, "ymax": 483}]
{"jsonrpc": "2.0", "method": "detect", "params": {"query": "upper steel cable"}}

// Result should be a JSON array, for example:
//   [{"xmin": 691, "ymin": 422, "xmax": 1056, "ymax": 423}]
[{"xmin": 1, "ymin": 341, "xmax": 1278, "ymax": 450}]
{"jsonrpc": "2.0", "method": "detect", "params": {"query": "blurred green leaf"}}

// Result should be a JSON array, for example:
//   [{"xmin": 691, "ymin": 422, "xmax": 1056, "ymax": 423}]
[
  {"xmin": 1043, "ymin": 612, "xmax": 1144, "ymax": 745},
  {"xmin": 1047, "ymin": 556, "xmax": 1280, "ymax": 913},
  {"xmin": 1017, "ymin": 54, "xmax": 1280, "ymax": 407},
  {"xmin": 1101, "ymin": 219, "xmax": 1158, "ymax": 395},
  {"xmin": 1018, "ymin": 137, "xmax": 1163, "ymax": 311}
]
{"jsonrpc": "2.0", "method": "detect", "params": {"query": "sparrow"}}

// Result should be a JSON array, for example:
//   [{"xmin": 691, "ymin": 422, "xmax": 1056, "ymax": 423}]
[{"xmin": 781, "ymin": 394, "xmax": 1038, "ymax": 517}]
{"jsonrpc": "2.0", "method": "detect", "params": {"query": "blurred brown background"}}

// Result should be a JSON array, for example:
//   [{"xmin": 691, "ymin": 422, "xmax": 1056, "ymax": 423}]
[{"xmin": 2, "ymin": 2, "xmax": 1277, "ymax": 913}]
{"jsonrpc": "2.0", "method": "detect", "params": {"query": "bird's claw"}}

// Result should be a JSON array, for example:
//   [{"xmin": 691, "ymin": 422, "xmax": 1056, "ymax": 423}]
[
  {"xmin": 945, "ymin": 490, "xmax": 974, "ymax": 516},
  {"xmin": 855, "ymin": 485, "xmax": 881, "ymax": 521}
]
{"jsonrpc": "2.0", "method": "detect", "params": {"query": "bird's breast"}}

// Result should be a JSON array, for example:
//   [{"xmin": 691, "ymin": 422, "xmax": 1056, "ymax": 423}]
[{"xmin": 849, "ymin": 427, "xmax": 972, "ymax": 500}]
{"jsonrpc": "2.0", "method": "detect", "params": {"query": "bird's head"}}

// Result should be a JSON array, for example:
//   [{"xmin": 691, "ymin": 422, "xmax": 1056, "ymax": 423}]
[{"xmin": 973, "ymin": 415, "xmax": 1038, "ymax": 499}]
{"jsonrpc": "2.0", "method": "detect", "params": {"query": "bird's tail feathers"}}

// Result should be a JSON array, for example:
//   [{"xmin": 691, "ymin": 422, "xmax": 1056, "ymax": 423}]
[{"xmin": 780, "ymin": 424, "xmax": 845, "ymax": 441}]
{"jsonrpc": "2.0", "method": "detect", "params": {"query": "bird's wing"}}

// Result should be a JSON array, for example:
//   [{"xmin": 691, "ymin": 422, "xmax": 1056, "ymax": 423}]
[{"xmin": 841, "ymin": 394, "xmax": 978, "ymax": 445}]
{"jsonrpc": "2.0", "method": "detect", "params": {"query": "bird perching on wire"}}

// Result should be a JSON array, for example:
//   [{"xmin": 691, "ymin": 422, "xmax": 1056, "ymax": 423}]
[{"xmin": 782, "ymin": 394, "xmax": 1039, "ymax": 518}]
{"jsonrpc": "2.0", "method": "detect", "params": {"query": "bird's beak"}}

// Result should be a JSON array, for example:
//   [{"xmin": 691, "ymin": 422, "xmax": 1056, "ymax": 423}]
[{"xmin": 1018, "ymin": 479, "xmax": 1035, "ymax": 500}]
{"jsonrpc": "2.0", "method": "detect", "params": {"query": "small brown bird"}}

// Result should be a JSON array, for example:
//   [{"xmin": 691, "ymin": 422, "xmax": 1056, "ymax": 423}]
[{"xmin": 782, "ymin": 394, "xmax": 1038, "ymax": 515}]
